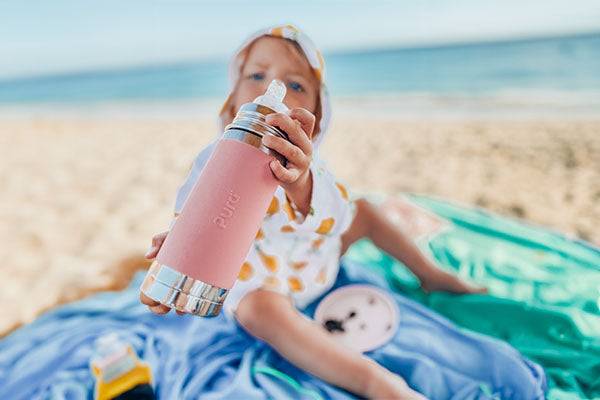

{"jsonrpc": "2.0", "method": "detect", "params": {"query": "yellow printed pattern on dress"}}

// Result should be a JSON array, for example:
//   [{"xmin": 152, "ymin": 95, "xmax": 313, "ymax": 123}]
[
  {"xmin": 263, "ymin": 277, "xmax": 280, "ymax": 288},
  {"xmin": 258, "ymin": 249, "xmax": 278, "ymax": 272},
  {"xmin": 288, "ymin": 277, "xmax": 304, "ymax": 292},
  {"xmin": 292, "ymin": 261, "xmax": 308, "ymax": 270},
  {"xmin": 335, "ymin": 182, "xmax": 349, "ymax": 200},
  {"xmin": 315, "ymin": 218, "xmax": 335, "ymax": 235},
  {"xmin": 238, "ymin": 262, "xmax": 253, "ymax": 281},
  {"xmin": 316, "ymin": 267, "xmax": 326, "ymax": 284},
  {"xmin": 267, "ymin": 197, "xmax": 279, "ymax": 215},
  {"xmin": 283, "ymin": 199, "xmax": 296, "ymax": 221}
]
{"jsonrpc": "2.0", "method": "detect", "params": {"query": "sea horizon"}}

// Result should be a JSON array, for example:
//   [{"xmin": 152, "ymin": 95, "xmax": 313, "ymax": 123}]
[{"xmin": 0, "ymin": 32, "xmax": 598, "ymax": 119}]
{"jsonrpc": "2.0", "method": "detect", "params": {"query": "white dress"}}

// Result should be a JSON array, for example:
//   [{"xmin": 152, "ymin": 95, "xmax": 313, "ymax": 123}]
[{"xmin": 171, "ymin": 140, "xmax": 355, "ymax": 316}]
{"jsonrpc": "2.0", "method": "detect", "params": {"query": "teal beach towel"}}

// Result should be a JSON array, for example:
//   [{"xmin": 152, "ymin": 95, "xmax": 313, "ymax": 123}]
[{"xmin": 345, "ymin": 194, "xmax": 600, "ymax": 399}]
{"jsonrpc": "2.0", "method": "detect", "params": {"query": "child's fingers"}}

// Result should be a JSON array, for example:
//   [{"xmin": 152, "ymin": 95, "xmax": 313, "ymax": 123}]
[
  {"xmin": 151, "ymin": 232, "xmax": 168, "ymax": 247},
  {"xmin": 144, "ymin": 246, "xmax": 158, "ymax": 259},
  {"xmin": 269, "ymin": 160, "xmax": 300, "ymax": 183},
  {"xmin": 262, "ymin": 135, "xmax": 309, "ymax": 170},
  {"xmin": 175, "ymin": 310, "xmax": 185, "ymax": 316},
  {"xmin": 265, "ymin": 113, "xmax": 313, "ymax": 157},
  {"xmin": 288, "ymin": 108, "xmax": 316, "ymax": 139},
  {"xmin": 140, "ymin": 291, "xmax": 159, "ymax": 307},
  {"xmin": 145, "ymin": 231, "xmax": 168, "ymax": 258},
  {"xmin": 149, "ymin": 304, "xmax": 171, "ymax": 314},
  {"xmin": 141, "ymin": 292, "xmax": 174, "ymax": 314},
  {"xmin": 475, "ymin": 286, "xmax": 489, "ymax": 294},
  {"xmin": 270, "ymin": 159, "xmax": 299, "ymax": 184}
]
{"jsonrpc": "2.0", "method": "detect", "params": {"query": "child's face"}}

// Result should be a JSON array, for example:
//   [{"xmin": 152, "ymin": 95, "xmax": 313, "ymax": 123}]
[{"xmin": 228, "ymin": 36, "xmax": 320, "ymax": 128}]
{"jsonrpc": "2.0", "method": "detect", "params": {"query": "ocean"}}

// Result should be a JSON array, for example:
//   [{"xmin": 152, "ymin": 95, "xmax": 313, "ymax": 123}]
[{"xmin": 0, "ymin": 33, "xmax": 598, "ymax": 105}]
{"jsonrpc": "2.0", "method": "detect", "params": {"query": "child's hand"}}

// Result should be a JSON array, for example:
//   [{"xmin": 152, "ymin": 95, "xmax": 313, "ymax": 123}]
[
  {"xmin": 263, "ymin": 108, "xmax": 316, "ymax": 216},
  {"xmin": 141, "ymin": 231, "xmax": 186, "ymax": 315},
  {"xmin": 140, "ymin": 291, "xmax": 185, "ymax": 315},
  {"xmin": 144, "ymin": 231, "xmax": 168, "ymax": 259}
]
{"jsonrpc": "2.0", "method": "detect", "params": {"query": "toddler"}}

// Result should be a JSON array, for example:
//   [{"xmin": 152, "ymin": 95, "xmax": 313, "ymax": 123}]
[{"xmin": 141, "ymin": 25, "xmax": 486, "ymax": 399}]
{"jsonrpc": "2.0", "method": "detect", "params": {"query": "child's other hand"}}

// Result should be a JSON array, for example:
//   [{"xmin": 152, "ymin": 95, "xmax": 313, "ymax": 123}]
[
  {"xmin": 419, "ymin": 267, "xmax": 488, "ymax": 295},
  {"xmin": 264, "ymin": 108, "xmax": 315, "ymax": 214},
  {"xmin": 144, "ymin": 231, "xmax": 168, "ymax": 259},
  {"xmin": 140, "ymin": 292, "xmax": 185, "ymax": 315},
  {"xmin": 141, "ymin": 231, "xmax": 186, "ymax": 315}
]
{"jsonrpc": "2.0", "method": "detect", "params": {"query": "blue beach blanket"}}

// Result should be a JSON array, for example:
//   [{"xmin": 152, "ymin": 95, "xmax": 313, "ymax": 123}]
[{"xmin": 0, "ymin": 257, "xmax": 545, "ymax": 399}]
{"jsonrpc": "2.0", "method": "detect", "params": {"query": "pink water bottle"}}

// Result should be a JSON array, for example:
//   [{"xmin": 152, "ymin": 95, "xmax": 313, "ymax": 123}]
[{"xmin": 140, "ymin": 80, "xmax": 291, "ymax": 317}]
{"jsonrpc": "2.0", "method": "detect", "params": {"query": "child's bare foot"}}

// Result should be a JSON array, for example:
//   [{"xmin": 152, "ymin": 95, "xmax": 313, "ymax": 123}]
[{"xmin": 419, "ymin": 269, "xmax": 488, "ymax": 295}]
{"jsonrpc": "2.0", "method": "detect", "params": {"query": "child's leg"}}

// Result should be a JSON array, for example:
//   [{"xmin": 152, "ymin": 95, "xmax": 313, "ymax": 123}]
[{"xmin": 234, "ymin": 288, "xmax": 425, "ymax": 399}]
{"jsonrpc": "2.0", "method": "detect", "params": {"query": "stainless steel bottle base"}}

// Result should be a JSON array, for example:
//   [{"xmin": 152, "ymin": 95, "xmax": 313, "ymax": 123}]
[{"xmin": 140, "ymin": 261, "xmax": 230, "ymax": 317}]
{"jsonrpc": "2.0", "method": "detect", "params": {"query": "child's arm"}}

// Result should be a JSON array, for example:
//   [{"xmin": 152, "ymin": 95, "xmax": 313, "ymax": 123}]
[
  {"xmin": 342, "ymin": 199, "xmax": 487, "ymax": 294},
  {"xmin": 344, "ymin": 199, "xmax": 437, "ymax": 281}
]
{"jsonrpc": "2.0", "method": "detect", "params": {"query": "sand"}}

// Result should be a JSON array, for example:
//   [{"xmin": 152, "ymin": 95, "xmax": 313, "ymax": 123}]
[{"xmin": 1, "ymin": 102, "xmax": 599, "ymax": 336}]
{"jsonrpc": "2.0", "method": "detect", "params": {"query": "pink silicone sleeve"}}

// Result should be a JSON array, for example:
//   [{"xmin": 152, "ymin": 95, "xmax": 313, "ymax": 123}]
[{"xmin": 156, "ymin": 138, "xmax": 278, "ymax": 289}]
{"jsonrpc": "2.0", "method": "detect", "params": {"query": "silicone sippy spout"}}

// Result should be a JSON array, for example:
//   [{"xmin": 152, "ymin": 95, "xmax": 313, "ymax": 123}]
[{"xmin": 253, "ymin": 79, "xmax": 289, "ymax": 113}]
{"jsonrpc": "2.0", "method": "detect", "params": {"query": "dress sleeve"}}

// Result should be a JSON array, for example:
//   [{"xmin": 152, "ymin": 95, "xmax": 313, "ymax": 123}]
[
  {"xmin": 285, "ymin": 154, "xmax": 355, "ymax": 237},
  {"xmin": 169, "ymin": 140, "xmax": 218, "ymax": 229}
]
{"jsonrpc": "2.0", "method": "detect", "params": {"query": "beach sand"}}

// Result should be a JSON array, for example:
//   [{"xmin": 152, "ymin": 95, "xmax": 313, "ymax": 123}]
[{"xmin": 2, "ymin": 102, "xmax": 599, "ymax": 336}]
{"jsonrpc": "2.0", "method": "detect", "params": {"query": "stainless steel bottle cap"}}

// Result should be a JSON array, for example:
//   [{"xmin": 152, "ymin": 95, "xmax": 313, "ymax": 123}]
[
  {"xmin": 223, "ymin": 102, "xmax": 290, "ymax": 166},
  {"xmin": 140, "ymin": 261, "xmax": 229, "ymax": 317},
  {"xmin": 225, "ymin": 102, "xmax": 290, "ymax": 141}
]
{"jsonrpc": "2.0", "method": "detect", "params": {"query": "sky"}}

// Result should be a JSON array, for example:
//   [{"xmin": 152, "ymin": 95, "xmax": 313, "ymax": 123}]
[{"xmin": 1, "ymin": 0, "xmax": 599, "ymax": 79}]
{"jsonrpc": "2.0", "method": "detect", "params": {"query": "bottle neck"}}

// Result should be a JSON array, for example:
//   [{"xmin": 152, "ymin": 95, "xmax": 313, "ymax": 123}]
[
  {"xmin": 224, "ymin": 102, "xmax": 289, "ymax": 141},
  {"xmin": 222, "ymin": 102, "xmax": 289, "ymax": 167}
]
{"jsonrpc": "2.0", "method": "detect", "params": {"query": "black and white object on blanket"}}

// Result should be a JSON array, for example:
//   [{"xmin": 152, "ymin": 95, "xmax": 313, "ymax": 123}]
[{"xmin": 313, "ymin": 284, "xmax": 400, "ymax": 353}]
